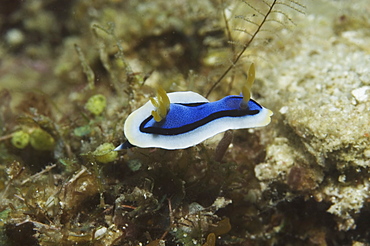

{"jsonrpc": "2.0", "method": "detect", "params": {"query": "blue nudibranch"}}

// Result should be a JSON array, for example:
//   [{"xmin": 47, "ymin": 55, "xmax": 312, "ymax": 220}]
[{"xmin": 115, "ymin": 64, "xmax": 273, "ymax": 150}]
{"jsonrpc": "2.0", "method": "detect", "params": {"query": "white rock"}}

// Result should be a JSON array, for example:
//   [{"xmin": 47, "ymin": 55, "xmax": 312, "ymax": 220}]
[
  {"xmin": 94, "ymin": 227, "xmax": 107, "ymax": 239},
  {"xmin": 351, "ymin": 86, "xmax": 370, "ymax": 103}
]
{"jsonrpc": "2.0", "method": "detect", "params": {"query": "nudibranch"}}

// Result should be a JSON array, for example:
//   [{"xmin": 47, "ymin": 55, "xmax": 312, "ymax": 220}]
[{"xmin": 115, "ymin": 64, "xmax": 273, "ymax": 150}]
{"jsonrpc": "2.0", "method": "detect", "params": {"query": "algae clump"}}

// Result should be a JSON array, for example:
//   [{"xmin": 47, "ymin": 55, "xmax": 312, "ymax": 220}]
[
  {"xmin": 93, "ymin": 143, "xmax": 118, "ymax": 163},
  {"xmin": 11, "ymin": 130, "xmax": 30, "ymax": 149},
  {"xmin": 29, "ymin": 128, "xmax": 55, "ymax": 151},
  {"xmin": 85, "ymin": 94, "xmax": 107, "ymax": 116}
]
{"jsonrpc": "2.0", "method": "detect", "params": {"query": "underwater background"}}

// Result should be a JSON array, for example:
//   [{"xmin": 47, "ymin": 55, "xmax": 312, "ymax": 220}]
[{"xmin": 0, "ymin": 0, "xmax": 370, "ymax": 245}]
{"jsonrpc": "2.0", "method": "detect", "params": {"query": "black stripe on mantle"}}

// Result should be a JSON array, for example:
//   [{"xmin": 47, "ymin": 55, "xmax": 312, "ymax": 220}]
[{"xmin": 139, "ymin": 104, "xmax": 260, "ymax": 136}]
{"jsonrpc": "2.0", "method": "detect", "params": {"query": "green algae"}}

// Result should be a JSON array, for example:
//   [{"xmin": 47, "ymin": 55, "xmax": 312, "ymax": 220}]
[
  {"xmin": 10, "ymin": 131, "xmax": 30, "ymax": 149},
  {"xmin": 29, "ymin": 128, "xmax": 55, "ymax": 151},
  {"xmin": 92, "ymin": 142, "xmax": 117, "ymax": 163},
  {"xmin": 85, "ymin": 94, "xmax": 107, "ymax": 116}
]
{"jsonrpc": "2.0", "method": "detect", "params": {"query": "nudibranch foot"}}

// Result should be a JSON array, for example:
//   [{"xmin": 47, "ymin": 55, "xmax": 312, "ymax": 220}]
[{"xmin": 114, "ymin": 141, "xmax": 135, "ymax": 151}]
